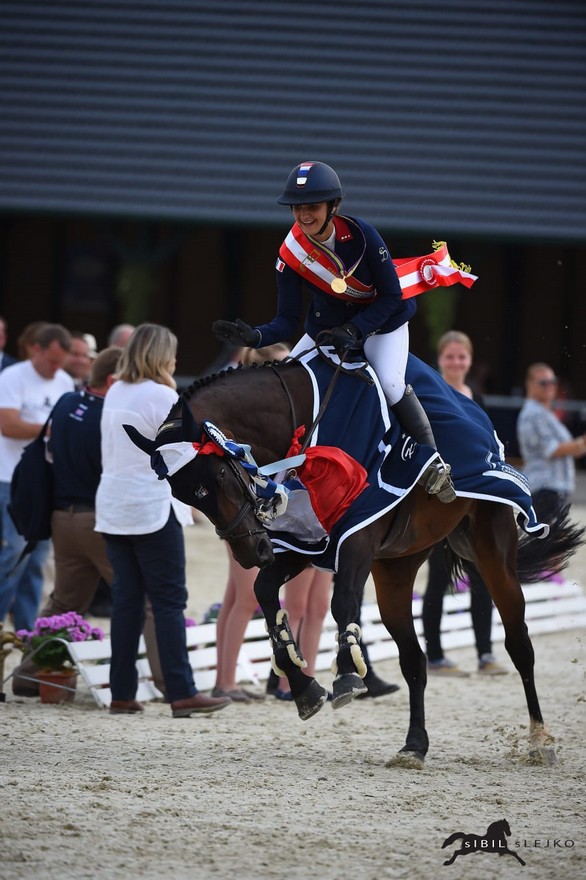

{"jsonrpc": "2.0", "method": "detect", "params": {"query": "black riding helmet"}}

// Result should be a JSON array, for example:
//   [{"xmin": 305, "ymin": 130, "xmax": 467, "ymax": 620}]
[
  {"xmin": 277, "ymin": 161, "xmax": 344, "ymax": 205},
  {"xmin": 278, "ymin": 161, "xmax": 344, "ymax": 235}
]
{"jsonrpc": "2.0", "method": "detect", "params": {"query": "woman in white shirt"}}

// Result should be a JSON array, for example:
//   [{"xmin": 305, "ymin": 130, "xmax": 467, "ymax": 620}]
[{"xmin": 96, "ymin": 324, "xmax": 230, "ymax": 717}]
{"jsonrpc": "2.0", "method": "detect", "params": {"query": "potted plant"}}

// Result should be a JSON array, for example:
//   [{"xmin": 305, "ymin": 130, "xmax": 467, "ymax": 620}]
[{"xmin": 16, "ymin": 612, "xmax": 105, "ymax": 703}]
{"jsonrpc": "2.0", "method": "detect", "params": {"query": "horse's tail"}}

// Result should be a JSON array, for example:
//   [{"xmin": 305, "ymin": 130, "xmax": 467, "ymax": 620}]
[
  {"xmin": 441, "ymin": 832, "xmax": 464, "ymax": 848},
  {"xmin": 445, "ymin": 499, "xmax": 584, "ymax": 586},
  {"xmin": 516, "ymin": 500, "xmax": 584, "ymax": 583}
]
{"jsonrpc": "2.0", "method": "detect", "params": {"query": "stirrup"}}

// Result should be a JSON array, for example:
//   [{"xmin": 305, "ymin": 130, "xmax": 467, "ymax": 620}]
[{"xmin": 419, "ymin": 460, "xmax": 456, "ymax": 503}]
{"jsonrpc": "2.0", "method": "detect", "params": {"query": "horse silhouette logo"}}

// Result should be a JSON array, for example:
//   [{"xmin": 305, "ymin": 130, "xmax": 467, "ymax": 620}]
[{"xmin": 441, "ymin": 819, "xmax": 526, "ymax": 866}]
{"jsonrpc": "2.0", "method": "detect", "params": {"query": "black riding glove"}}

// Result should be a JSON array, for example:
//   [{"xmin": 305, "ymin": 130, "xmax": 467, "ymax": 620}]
[
  {"xmin": 330, "ymin": 323, "xmax": 363, "ymax": 356},
  {"xmin": 212, "ymin": 318, "xmax": 261, "ymax": 348}
]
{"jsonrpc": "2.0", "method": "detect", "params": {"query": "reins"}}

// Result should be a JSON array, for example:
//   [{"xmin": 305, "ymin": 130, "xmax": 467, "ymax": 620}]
[
  {"xmin": 270, "ymin": 363, "xmax": 298, "ymax": 441},
  {"xmin": 298, "ymin": 349, "xmax": 350, "ymax": 454}
]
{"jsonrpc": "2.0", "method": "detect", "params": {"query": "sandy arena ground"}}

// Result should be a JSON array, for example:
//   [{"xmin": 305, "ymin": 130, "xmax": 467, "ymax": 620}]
[{"xmin": 1, "ymin": 503, "xmax": 585, "ymax": 880}]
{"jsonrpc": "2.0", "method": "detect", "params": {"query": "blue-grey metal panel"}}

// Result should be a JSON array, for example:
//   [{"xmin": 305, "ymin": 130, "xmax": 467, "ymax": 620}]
[{"xmin": 1, "ymin": 0, "xmax": 585, "ymax": 241}]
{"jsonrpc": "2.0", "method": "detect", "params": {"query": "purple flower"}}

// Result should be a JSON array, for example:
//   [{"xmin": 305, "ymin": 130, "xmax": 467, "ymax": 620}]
[{"xmin": 18, "ymin": 612, "xmax": 105, "ymax": 670}]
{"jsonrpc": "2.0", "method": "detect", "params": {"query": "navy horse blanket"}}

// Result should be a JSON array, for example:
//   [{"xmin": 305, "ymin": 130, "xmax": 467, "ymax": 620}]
[{"xmin": 266, "ymin": 349, "xmax": 545, "ymax": 572}]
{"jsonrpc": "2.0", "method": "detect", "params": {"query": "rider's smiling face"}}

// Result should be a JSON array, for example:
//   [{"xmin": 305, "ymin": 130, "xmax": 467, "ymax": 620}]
[{"xmin": 292, "ymin": 202, "xmax": 331, "ymax": 239}]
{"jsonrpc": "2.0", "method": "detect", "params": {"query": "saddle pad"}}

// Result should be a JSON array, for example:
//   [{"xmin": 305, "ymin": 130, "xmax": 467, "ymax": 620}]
[{"xmin": 267, "ymin": 349, "xmax": 545, "ymax": 572}]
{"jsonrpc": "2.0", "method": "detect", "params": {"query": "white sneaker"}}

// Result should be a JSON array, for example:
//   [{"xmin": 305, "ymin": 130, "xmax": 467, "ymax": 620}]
[
  {"xmin": 478, "ymin": 653, "xmax": 508, "ymax": 675},
  {"xmin": 427, "ymin": 657, "xmax": 470, "ymax": 678}
]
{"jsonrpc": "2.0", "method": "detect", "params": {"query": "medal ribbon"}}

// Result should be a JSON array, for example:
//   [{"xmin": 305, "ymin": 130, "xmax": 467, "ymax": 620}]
[
  {"xmin": 278, "ymin": 227, "xmax": 477, "ymax": 301},
  {"xmin": 305, "ymin": 216, "xmax": 367, "ymax": 287},
  {"xmin": 279, "ymin": 219, "xmax": 376, "ymax": 301}
]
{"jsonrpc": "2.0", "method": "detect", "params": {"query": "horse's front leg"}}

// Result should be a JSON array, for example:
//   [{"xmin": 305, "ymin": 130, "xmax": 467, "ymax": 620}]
[
  {"xmin": 254, "ymin": 553, "xmax": 329, "ymax": 721},
  {"xmin": 329, "ymin": 542, "xmax": 373, "ymax": 708}
]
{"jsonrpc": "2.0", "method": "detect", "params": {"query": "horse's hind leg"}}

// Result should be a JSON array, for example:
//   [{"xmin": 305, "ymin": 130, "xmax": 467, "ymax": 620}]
[
  {"xmin": 468, "ymin": 503, "xmax": 555, "ymax": 763},
  {"xmin": 371, "ymin": 555, "xmax": 429, "ymax": 768},
  {"xmin": 254, "ymin": 552, "xmax": 329, "ymax": 721}
]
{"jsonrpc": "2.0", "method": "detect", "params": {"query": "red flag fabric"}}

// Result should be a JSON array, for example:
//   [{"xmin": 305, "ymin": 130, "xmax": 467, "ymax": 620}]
[
  {"xmin": 395, "ymin": 241, "xmax": 478, "ymax": 299},
  {"xmin": 287, "ymin": 428, "xmax": 368, "ymax": 533}
]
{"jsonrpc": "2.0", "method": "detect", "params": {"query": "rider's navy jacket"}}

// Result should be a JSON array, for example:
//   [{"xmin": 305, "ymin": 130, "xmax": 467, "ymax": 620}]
[{"xmin": 255, "ymin": 215, "xmax": 416, "ymax": 346}]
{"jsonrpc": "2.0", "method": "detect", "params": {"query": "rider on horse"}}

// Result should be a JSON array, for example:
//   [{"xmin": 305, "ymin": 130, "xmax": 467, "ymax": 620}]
[{"xmin": 213, "ymin": 160, "xmax": 456, "ymax": 503}]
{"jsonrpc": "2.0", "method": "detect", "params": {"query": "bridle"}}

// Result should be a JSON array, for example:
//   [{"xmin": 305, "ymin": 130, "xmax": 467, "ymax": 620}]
[
  {"xmin": 154, "ymin": 415, "xmax": 266, "ymax": 544},
  {"xmin": 214, "ymin": 456, "xmax": 266, "ymax": 543}
]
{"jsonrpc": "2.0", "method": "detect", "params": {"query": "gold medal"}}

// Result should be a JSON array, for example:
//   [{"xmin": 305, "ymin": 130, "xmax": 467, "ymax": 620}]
[{"xmin": 331, "ymin": 276, "xmax": 347, "ymax": 294}]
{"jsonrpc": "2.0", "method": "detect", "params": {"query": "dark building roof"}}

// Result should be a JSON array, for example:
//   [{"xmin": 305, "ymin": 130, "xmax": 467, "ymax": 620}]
[{"xmin": 1, "ymin": 0, "xmax": 585, "ymax": 242}]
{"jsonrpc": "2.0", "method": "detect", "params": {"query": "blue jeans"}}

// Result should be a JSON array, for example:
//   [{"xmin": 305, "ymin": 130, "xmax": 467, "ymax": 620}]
[
  {"xmin": 104, "ymin": 510, "xmax": 197, "ymax": 703},
  {"xmin": 0, "ymin": 480, "xmax": 50, "ymax": 631}
]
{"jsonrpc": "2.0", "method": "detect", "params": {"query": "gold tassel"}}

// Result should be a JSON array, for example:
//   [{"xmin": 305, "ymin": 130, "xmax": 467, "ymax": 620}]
[{"xmin": 432, "ymin": 240, "xmax": 472, "ymax": 275}]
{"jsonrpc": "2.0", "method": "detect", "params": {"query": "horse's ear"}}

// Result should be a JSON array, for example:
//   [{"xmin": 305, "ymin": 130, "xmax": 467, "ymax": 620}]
[
  {"xmin": 123, "ymin": 424, "xmax": 156, "ymax": 455},
  {"xmin": 181, "ymin": 400, "xmax": 201, "ymax": 442}
]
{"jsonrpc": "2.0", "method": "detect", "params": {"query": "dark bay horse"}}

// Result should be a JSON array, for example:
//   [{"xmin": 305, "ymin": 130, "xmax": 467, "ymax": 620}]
[{"xmin": 126, "ymin": 359, "xmax": 582, "ymax": 768}]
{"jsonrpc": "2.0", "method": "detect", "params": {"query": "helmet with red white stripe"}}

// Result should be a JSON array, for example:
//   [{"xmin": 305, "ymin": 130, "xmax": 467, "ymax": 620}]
[{"xmin": 277, "ymin": 161, "xmax": 344, "ymax": 205}]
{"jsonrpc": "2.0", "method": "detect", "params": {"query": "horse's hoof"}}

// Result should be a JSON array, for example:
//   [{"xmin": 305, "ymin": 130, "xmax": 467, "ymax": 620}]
[
  {"xmin": 527, "ymin": 745, "xmax": 557, "ymax": 766},
  {"xmin": 295, "ymin": 680, "xmax": 329, "ymax": 721},
  {"xmin": 331, "ymin": 673, "xmax": 367, "ymax": 710},
  {"xmin": 385, "ymin": 750, "xmax": 425, "ymax": 770}
]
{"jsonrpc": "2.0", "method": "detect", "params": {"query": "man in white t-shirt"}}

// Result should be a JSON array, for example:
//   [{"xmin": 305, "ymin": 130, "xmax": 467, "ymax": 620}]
[{"xmin": 0, "ymin": 324, "xmax": 74, "ymax": 631}]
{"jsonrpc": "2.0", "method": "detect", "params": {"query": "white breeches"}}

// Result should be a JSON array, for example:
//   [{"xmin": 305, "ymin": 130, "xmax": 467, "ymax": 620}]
[{"xmin": 292, "ymin": 324, "xmax": 409, "ymax": 406}]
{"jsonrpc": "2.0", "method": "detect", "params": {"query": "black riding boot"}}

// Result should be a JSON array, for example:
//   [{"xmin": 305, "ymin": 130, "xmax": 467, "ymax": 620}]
[{"xmin": 391, "ymin": 385, "xmax": 456, "ymax": 503}]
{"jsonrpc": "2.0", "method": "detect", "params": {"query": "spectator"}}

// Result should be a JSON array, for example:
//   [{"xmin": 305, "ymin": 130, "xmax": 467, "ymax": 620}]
[
  {"xmin": 16, "ymin": 321, "xmax": 49, "ymax": 361},
  {"xmin": 0, "ymin": 316, "xmax": 18, "ymax": 371},
  {"xmin": 241, "ymin": 341, "xmax": 291, "ymax": 366},
  {"xmin": 11, "ymin": 346, "xmax": 126, "ymax": 697},
  {"xmin": 107, "ymin": 323, "xmax": 135, "ymax": 348},
  {"xmin": 211, "ymin": 551, "xmax": 266, "ymax": 702},
  {"xmin": 63, "ymin": 331, "xmax": 94, "ymax": 390},
  {"xmin": 95, "ymin": 323, "xmax": 230, "ymax": 717},
  {"xmin": 423, "ymin": 331, "xmax": 507, "ymax": 676},
  {"xmin": 517, "ymin": 362, "xmax": 586, "ymax": 519},
  {"xmin": 0, "ymin": 324, "xmax": 74, "ymax": 631}
]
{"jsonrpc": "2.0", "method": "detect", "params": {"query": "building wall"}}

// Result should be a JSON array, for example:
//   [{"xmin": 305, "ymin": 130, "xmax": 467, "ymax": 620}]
[{"xmin": 1, "ymin": 215, "xmax": 585, "ymax": 396}]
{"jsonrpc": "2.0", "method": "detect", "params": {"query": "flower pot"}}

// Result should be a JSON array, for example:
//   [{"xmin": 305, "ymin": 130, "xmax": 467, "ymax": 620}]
[{"xmin": 36, "ymin": 669, "xmax": 78, "ymax": 704}]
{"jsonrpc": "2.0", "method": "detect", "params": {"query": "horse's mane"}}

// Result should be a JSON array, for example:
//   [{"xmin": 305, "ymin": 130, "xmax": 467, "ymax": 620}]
[
  {"xmin": 180, "ymin": 365, "xmax": 242, "ymax": 401},
  {"xmin": 180, "ymin": 360, "xmax": 297, "ymax": 402}
]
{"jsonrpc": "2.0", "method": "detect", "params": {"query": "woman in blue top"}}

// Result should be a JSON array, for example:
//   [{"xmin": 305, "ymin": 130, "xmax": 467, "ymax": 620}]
[{"xmin": 213, "ymin": 161, "xmax": 455, "ymax": 502}]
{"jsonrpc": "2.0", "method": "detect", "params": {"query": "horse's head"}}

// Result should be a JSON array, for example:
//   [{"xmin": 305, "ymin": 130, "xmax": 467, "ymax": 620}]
[{"xmin": 124, "ymin": 399, "xmax": 275, "ymax": 569}]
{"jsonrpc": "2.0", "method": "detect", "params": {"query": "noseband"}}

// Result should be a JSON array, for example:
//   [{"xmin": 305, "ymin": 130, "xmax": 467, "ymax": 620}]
[{"xmin": 214, "ymin": 457, "xmax": 266, "ymax": 543}]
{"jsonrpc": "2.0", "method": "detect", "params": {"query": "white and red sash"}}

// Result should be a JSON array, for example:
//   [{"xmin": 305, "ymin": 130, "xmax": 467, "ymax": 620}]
[
  {"xmin": 279, "ymin": 216, "xmax": 376, "ymax": 302},
  {"xmin": 278, "ymin": 217, "xmax": 477, "ymax": 301}
]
